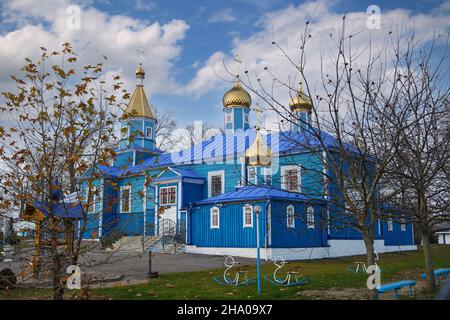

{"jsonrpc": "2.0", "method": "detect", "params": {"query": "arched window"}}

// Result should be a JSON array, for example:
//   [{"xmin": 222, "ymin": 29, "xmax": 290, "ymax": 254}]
[
  {"xmin": 400, "ymin": 217, "xmax": 406, "ymax": 232},
  {"xmin": 287, "ymin": 205, "xmax": 295, "ymax": 228},
  {"xmin": 243, "ymin": 205, "xmax": 253, "ymax": 228},
  {"xmin": 387, "ymin": 218, "xmax": 393, "ymax": 232},
  {"xmin": 307, "ymin": 206, "xmax": 315, "ymax": 229},
  {"xmin": 210, "ymin": 206, "xmax": 220, "ymax": 229}
]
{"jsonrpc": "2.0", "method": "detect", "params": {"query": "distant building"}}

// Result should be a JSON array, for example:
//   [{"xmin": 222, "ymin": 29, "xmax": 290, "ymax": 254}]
[{"xmin": 435, "ymin": 224, "xmax": 450, "ymax": 245}]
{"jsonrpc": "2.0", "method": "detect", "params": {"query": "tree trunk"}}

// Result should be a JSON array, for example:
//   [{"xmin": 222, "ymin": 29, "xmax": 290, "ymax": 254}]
[
  {"xmin": 417, "ymin": 192, "xmax": 436, "ymax": 292},
  {"xmin": 50, "ymin": 217, "xmax": 65, "ymax": 300},
  {"xmin": 420, "ymin": 229, "xmax": 436, "ymax": 292},
  {"xmin": 363, "ymin": 234, "xmax": 377, "ymax": 300},
  {"xmin": 52, "ymin": 251, "xmax": 65, "ymax": 300}
]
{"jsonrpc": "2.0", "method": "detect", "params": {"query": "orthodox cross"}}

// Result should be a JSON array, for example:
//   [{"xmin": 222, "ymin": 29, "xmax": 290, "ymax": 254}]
[
  {"xmin": 137, "ymin": 47, "xmax": 144, "ymax": 65},
  {"xmin": 252, "ymin": 103, "xmax": 264, "ymax": 130},
  {"xmin": 233, "ymin": 54, "xmax": 242, "ymax": 79}
]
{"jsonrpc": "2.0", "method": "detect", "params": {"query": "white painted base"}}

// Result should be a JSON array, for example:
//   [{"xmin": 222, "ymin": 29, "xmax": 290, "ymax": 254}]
[{"xmin": 185, "ymin": 240, "xmax": 417, "ymax": 261}]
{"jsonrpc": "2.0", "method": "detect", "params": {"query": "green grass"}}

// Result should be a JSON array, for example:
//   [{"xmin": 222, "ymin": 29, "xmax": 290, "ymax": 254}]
[{"xmin": 1, "ymin": 245, "xmax": 449, "ymax": 300}]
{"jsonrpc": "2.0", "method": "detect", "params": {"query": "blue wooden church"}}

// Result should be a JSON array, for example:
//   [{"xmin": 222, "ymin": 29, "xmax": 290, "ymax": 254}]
[{"xmin": 79, "ymin": 64, "xmax": 416, "ymax": 260}]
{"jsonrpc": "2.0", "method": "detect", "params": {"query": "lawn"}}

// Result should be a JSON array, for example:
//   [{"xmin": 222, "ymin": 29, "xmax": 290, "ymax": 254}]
[{"xmin": 1, "ymin": 245, "xmax": 449, "ymax": 300}]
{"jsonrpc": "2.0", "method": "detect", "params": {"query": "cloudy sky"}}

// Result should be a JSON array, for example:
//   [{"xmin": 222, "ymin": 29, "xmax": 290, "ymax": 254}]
[{"xmin": 1, "ymin": 0, "xmax": 449, "ymax": 130}]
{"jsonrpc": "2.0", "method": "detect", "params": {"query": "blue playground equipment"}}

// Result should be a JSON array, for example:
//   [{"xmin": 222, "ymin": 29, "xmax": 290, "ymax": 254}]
[
  {"xmin": 347, "ymin": 252, "xmax": 383, "ymax": 273},
  {"xmin": 421, "ymin": 268, "xmax": 450, "ymax": 286},
  {"xmin": 376, "ymin": 280, "xmax": 416, "ymax": 300},
  {"xmin": 213, "ymin": 256, "xmax": 256, "ymax": 286},
  {"xmin": 264, "ymin": 256, "xmax": 308, "ymax": 286}
]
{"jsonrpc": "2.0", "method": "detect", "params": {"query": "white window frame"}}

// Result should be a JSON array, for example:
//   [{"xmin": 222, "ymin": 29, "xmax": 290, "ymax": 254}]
[
  {"xmin": 87, "ymin": 186, "xmax": 96, "ymax": 214},
  {"xmin": 208, "ymin": 170, "xmax": 225, "ymax": 198},
  {"xmin": 243, "ymin": 204, "xmax": 254, "ymax": 228},
  {"xmin": 247, "ymin": 166, "xmax": 257, "ymax": 185},
  {"xmin": 281, "ymin": 165, "xmax": 301, "ymax": 192},
  {"xmin": 264, "ymin": 167, "xmax": 272, "ymax": 185},
  {"xmin": 159, "ymin": 186, "xmax": 177, "ymax": 206},
  {"xmin": 307, "ymin": 206, "xmax": 315, "ymax": 229},
  {"xmin": 286, "ymin": 204, "xmax": 295, "ymax": 229},
  {"xmin": 400, "ymin": 218, "xmax": 406, "ymax": 232},
  {"xmin": 143, "ymin": 186, "xmax": 147, "ymax": 212},
  {"xmin": 121, "ymin": 126, "xmax": 129, "ymax": 139},
  {"xmin": 387, "ymin": 218, "xmax": 394, "ymax": 232},
  {"xmin": 210, "ymin": 206, "xmax": 220, "ymax": 229},
  {"xmin": 120, "ymin": 185, "xmax": 131, "ymax": 213},
  {"xmin": 146, "ymin": 127, "xmax": 152, "ymax": 139}
]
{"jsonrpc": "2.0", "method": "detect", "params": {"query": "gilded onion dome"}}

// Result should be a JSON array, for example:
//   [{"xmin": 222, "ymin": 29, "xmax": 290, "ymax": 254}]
[
  {"xmin": 289, "ymin": 82, "xmax": 312, "ymax": 112},
  {"xmin": 245, "ymin": 130, "xmax": 272, "ymax": 167},
  {"xmin": 135, "ymin": 63, "xmax": 145, "ymax": 78},
  {"xmin": 223, "ymin": 80, "xmax": 252, "ymax": 108}
]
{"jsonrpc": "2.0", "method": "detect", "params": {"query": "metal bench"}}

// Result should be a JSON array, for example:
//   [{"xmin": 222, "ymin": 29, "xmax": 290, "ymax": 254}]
[
  {"xmin": 421, "ymin": 268, "xmax": 450, "ymax": 286},
  {"xmin": 376, "ymin": 280, "xmax": 416, "ymax": 300}
]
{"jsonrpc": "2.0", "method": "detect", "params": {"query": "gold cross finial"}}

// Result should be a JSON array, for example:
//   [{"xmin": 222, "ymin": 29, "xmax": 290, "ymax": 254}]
[
  {"xmin": 137, "ymin": 47, "xmax": 144, "ymax": 64},
  {"xmin": 233, "ymin": 54, "xmax": 242, "ymax": 78},
  {"xmin": 252, "ymin": 103, "xmax": 264, "ymax": 130}
]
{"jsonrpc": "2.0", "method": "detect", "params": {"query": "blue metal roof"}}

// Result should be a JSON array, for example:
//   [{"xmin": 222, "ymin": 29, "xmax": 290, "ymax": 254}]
[
  {"xmin": 154, "ymin": 167, "xmax": 204, "ymax": 182},
  {"xmin": 171, "ymin": 168, "xmax": 204, "ymax": 179},
  {"xmin": 29, "ymin": 201, "xmax": 84, "ymax": 220},
  {"xmin": 193, "ymin": 185, "xmax": 323, "ymax": 205},
  {"xmin": 94, "ymin": 128, "xmax": 353, "ymax": 178},
  {"xmin": 380, "ymin": 203, "xmax": 411, "ymax": 214}
]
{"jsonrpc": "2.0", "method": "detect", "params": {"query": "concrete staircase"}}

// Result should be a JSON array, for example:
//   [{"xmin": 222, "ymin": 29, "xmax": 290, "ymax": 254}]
[
  {"xmin": 106, "ymin": 235, "xmax": 185, "ymax": 254},
  {"xmin": 161, "ymin": 242, "xmax": 185, "ymax": 254},
  {"xmin": 106, "ymin": 235, "xmax": 162, "ymax": 253}
]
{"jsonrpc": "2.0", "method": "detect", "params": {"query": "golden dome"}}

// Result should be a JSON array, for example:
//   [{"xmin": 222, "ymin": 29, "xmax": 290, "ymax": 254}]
[
  {"xmin": 124, "ymin": 64, "xmax": 156, "ymax": 119},
  {"xmin": 223, "ymin": 80, "xmax": 252, "ymax": 108},
  {"xmin": 125, "ymin": 85, "xmax": 155, "ymax": 119},
  {"xmin": 245, "ymin": 130, "xmax": 272, "ymax": 167},
  {"xmin": 136, "ymin": 63, "xmax": 145, "ymax": 77},
  {"xmin": 289, "ymin": 82, "xmax": 312, "ymax": 112}
]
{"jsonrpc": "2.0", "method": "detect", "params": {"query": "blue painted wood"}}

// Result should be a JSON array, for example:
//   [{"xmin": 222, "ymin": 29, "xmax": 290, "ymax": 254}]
[
  {"xmin": 189, "ymin": 201, "xmax": 267, "ymax": 247},
  {"xmin": 270, "ymin": 200, "xmax": 327, "ymax": 248},
  {"xmin": 421, "ymin": 268, "xmax": 450, "ymax": 286},
  {"xmin": 376, "ymin": 280, "xmax": 416, "ymax": 300},
  {"xmin": 117, "ymin": 212, "xmax": 144, "ymax": 236}
]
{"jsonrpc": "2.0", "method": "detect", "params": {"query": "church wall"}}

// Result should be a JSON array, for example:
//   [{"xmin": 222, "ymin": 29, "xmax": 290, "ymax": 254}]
[
  {"xmin": 233, "ymin": 108, "xmax": 243, "ymax": 130},
  {"xmin": 269, "ymin": 200, "xmax": 327, "ymax": 248},
  {"xmin": 382, "ymin": 218, "xmax": 414, "ymax": 246},
  {"xmin": 182, "ymin": 163, "xmax": 243, "ymax": 198},
  {"xmin": 79, "ymin": 178, "xmax": 104, "ymax": 239},
  {"xmin": 273, "ymin": 152, "xmax": 325, "ymax": 198},
  {"xmin": 189, "ymin": 201, "xmax": 268, "ymax": 248},
  {"xmin": 181, "ymin": 181, "xmax": 204, "ymax": 209},
  {"xmin": 101, "ymin": 178, "xmax": 118, "ymax": 239},
  {"xmin": 115, "ymin": 175, "xmax": 146, "ymax": 236}
]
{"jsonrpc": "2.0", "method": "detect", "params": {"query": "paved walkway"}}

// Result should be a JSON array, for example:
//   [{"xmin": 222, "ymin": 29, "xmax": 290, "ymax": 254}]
[{"xmin": 1, "ymin": 249, "xmax": 258, "ymax": 284}]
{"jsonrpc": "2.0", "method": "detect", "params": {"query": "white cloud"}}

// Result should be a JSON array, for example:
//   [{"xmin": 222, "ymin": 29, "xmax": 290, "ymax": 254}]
[
  {"xmin": 208, "ymin": 8, "xmax": 236, "ymax": 23},
  {"xmin": 0, "ymin": 0, "xmax": 189, "ymax": 97}
]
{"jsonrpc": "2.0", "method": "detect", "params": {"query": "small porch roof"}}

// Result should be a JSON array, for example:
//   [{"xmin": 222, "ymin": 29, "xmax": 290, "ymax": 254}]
[
  {"xmin": 154, "ymin": 167, "xmax": 204, "ymax": 183},
  {"xmin": 22, "ymin": 201, "xmax": 83, "ymax": 221}
]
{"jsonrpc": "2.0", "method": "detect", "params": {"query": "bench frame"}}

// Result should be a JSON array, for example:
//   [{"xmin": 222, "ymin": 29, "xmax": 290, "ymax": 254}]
[
  {"xmin": 421, "ymin": 268, "xmax": 450, "ymax": 286},
  {"xmin": 376, "ymin": 281, "xmax": 416, "ymax": 300}
]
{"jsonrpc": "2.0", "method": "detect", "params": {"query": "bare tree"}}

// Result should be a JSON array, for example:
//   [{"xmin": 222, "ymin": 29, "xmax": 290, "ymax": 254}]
[
  {"xmin": 153, "ymin": 107, "xmax": 176, "ymax": 151},
  {"xmin": 236, "ymin": 18, "xmax": 448, "ymax": 298},
  {"xmin": 382, "ymin": 35, "xmax": 450, "ymax": 291}
]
